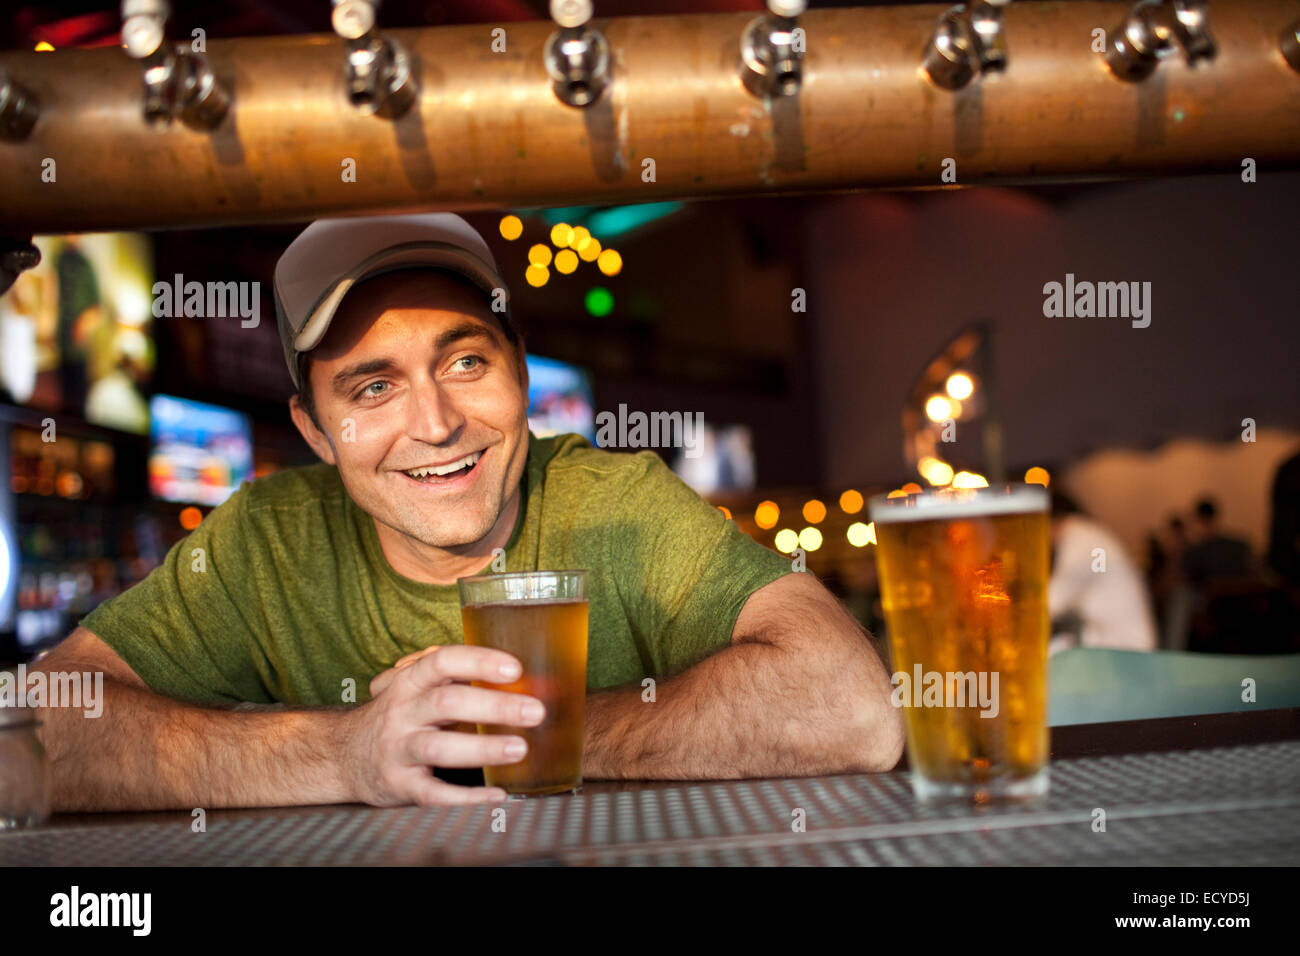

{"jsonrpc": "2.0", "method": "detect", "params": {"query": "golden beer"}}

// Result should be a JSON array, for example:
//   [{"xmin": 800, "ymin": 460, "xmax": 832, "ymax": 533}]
[
  {"xmin": 870, "ymin": 486, "xmax": 1050, "ymax": 801},
  {"xmin": 458, "ymin": 572, "xmax": 588, "ymax": 796}
]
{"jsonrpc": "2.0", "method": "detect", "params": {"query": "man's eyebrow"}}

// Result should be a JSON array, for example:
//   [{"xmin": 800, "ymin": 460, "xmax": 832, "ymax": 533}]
[
  {"xmin": 435, "ymin": 321, "xmax": 500, "ymax": 351},
  {"xmin": 332, "ymin": 358, "xmax": 397, "ymax": 394}
]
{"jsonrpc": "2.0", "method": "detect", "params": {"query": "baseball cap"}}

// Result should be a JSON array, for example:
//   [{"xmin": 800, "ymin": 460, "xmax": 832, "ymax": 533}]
[{"xmin": 274, "ymin": 212, "xmax": 512, "ymax": 390}]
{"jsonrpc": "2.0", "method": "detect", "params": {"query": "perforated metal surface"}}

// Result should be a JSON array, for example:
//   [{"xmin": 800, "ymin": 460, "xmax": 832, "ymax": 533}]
[{"xmin": 4, "ymin": 740, "xmax": 1298, "ymax": 866}]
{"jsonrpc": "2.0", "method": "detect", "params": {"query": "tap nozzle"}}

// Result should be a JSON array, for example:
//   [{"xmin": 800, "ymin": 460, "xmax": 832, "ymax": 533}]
[
  {"xmin": 545, "ymin": 0, "xmax": 610, "ymax": 107},
  {"xmin": 740, "ymin": 0, "xmax": 808, "ymax": 99}
]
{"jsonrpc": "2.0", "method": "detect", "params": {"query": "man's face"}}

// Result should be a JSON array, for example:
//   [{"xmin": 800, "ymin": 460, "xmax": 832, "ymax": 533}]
[{"xmin": 290, "ymin": 270, "xmax": 529, "ymax": 552}]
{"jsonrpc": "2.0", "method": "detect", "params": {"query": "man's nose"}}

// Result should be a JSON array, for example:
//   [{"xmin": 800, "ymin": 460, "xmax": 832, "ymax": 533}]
[{"xmin": 407, "ymin": 379, "xmax": 466, "ymax": 445}]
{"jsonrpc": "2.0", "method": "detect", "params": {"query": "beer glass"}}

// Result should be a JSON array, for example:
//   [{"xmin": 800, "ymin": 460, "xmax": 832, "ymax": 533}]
[
  {"xmin": 457, "ymin": 570, "xmax": 589, "ymax": 796},
  {"xmin": 869, "ymin": 485, "xmax": 1051, "ymax": 803}
]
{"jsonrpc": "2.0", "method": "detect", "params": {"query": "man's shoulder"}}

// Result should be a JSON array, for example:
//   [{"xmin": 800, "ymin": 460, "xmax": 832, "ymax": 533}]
[
  {"xmin": 534, "ymin": 432, "xmax": 664, "ymax": 484},
  {"xmin": 234, "ymin": 462, "xmax": 348, "ymax": 518}
]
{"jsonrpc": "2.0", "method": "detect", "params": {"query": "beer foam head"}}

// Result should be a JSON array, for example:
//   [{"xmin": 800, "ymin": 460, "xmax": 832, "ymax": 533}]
[{"xmin": 868, "ymin": 485, "xmax": 1048, "ymax": 524}]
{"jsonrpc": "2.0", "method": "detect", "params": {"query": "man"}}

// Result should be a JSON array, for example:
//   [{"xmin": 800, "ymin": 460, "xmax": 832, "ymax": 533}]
[
  {"xmin": 1047, "ymin": 491, "xmax": 1158, "ymax": 653},
  {"xmin": 31, "ymin": 213, "xmax": 902, "ymax": 811},
  {"xmin": 1182, "ymin": 497, "xmax": 1253, "ymax": 585}
]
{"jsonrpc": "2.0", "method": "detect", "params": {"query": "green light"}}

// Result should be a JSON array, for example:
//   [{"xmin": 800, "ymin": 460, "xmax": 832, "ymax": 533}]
[
  {"xmin": 585, "ymin": 287, "xmax": 614, "ymax": 317},
  {"xmin": 535, "ymin": 202, "xmax": 683, "ymax": 239}
]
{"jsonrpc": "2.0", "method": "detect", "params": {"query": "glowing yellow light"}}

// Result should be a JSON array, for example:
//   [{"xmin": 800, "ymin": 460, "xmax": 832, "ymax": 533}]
[
  {"xmin": 555, "ymin": 249, "xmax": 579, "ymax": 274},
  {"xmin": 578, "ymin": 237, "xmax": 602, "ymax": 263},
  {"xmin": 901, "ymin": 482, "xmax": 923, "ymax": 495},
  {"xmin": 839, "ymin": 489, "xmax": 864, "ymax": 514},
  {"xmin": 946, "ymin": 372, "xmax": 974, "ymax": 401},
  {"xmin": 717, "ymin": 506, "xmax": 732, "ymax": 520},
  {"xmin": 34, "ymin": 41, "xmax": 55, "ymax": 52},
  {"xmin": 525, "ymin": 265, "xmax": 550, "ymax": 287},
  {"xmin": 887, "ymin": 489, "xmax": 908, "ymax": 499},
  {"xmin": 528, "ymin": 244, "xmax": 553, "ymax": 268},
  {"xmin": 925, "ymin": 395, "xmax": 954, "ymax": 423},
  {"xmin": 774, "ymin": 529, "xmax": 799, "ymax": 553},
  {"xmin": 597, "ymin": 249, "xmax": 623, "ymax": 276},
  {"xmin": 179, "ymin": 506, "xmax": 203, "ymax": 531},
  {"xmin": 798, "ymin": 527, "xmax": 823, "ymax": 552},
  {"xmin": 550, "ymin": 223, "xmax": 574, "ymax": 248},
  {"xmin": 571, "ymin": 226, "xmax": 591, "ymax": 251},
  {"xmin": 754, "ymin": 500, "xmax": 780, "ymax": 530},
  {"xmin": 802, "ymin": 499, "xmax": 827, "ymax": 523},
  {"xmin": 1025, "ymin": 466, "xmax": 1050, "ymax": 487},
  {"xmin": 919, "ymin": 457, "xmax": 955, "ymax": 487},
  {"xmin": 952, "ymin": 471, "xmax": 989, "ymax": 489},
  {"xmin": 847, "ymin": 522, "xmax": 876, "ymax": 547},
  {"xmin": 499, "ymin": 215, "xmax": 523, "ymax": 240}
]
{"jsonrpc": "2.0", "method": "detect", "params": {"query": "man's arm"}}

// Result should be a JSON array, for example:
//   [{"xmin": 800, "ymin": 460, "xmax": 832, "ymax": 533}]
[
  {"xmin": 583, "ymin": 572, "xmax": 904, "ymax": 780},
  {"xmin": 32, "ymin": 627, "xmax": 351, "ymax": 812},
  {"xmin": 34, "ymin": 627, "xmax": 541, "ymax": 812}
]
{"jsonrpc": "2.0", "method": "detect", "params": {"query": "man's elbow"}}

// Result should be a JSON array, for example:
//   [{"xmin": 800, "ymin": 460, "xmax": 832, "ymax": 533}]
[{"xmin": 850, "ymin": 693, "xmax": 905, "ymax": 772}]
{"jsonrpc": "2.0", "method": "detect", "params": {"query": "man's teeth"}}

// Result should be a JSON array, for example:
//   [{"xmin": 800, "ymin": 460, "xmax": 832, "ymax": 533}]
[{"xmin": 405, "ymin": 451, "xmax": 482, "ymax": 479}]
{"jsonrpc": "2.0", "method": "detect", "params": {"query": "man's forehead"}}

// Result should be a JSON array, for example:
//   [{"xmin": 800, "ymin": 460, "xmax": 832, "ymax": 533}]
[{"xmin": 317, "ymin": 270, "xmax": 496, "ymax": 359}]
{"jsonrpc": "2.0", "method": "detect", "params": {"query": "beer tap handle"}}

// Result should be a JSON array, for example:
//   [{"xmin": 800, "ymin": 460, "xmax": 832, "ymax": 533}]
[
  {"xmin": 0, "ymin": 67, "xmax": 40, "ymax": 142},
  {"xmin": 1106, "ymin": 0, "xmax": 1215, "ymax": 82},
  {"xmin": 545, "ymin": 0, "xmax": 611, "ymax": 108},
  {"xmin": 740, "ymin": 0, "xmax": 807, "ymax": 99},
  {"xmin": 331, "ymin": 0, "xmax": 418, "ymax": 118}
]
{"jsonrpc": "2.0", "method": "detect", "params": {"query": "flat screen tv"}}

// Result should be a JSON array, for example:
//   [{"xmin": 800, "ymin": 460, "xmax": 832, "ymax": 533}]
[
  {"xmin": 526, "ymin": 354, "xmax": 595, "ymax": 443},
  {"xmin": 148, "ymin": 394, "xmax": 254, "ymax": 506}
]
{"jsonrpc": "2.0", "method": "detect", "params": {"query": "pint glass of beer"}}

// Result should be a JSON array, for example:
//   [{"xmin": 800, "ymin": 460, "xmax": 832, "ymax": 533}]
[
  {"xmin": 869, "ymin": 485, "xmax": 1050, "ymax": 803},
  {"xmin": 457, "ymin": 570, "xmax": 589, "ymax": 796}
]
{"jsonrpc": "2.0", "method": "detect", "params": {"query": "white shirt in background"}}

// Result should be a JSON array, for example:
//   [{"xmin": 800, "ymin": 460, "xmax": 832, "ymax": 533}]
[{"xmin": 1049, "ymin": 514, "xmax": 1159, "ymax": 653}]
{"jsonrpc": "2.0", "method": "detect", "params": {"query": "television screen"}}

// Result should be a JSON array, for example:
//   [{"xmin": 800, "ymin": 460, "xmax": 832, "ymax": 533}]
[
  {"xmin": 672, "ymin": 423, "xmax": 757, "ymax": 495},
  {"xmin": 526, "ymin": 354, "xmax": 595, "ymax": 443},
  {"xmin": 0, "ymin": 233, "xmax": 155, "ymax": 433},
  {"xmin": 148, "ymin": 394, "xmax": 254, "ymax": 506}
]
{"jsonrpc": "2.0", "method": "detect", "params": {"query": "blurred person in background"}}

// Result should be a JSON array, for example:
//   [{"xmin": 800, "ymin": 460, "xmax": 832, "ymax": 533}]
[
  {"xmin": 1048, "ymin": 490, "xmax": 1159, "ymax": 654},
  {"xmin": 1183, "ymin": 497, "xmax": 1253, "ymax": 585},
  {"xmin": 1268, "ymin": 450, "xmax": 1300, "ymax": 588}
]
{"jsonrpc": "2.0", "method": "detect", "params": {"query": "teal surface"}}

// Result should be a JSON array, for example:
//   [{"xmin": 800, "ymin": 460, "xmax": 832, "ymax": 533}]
[{"xmin": 1048, "ymin": 648, "xmax": 1300, "ymax": 726}]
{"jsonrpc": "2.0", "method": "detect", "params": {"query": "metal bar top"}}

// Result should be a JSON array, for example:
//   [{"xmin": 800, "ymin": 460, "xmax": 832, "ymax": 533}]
[{"xmin": 5, "ymin": 709, "xmax": 1298, "ymax": 866}]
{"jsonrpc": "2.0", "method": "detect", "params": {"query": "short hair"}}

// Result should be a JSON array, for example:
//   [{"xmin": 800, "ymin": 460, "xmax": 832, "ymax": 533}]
[
  {"xmin": 1195, "ymin": 498, "xmax": 1218, "ymax": 521},
  {"xmin": 297, "ymin": 267, "xmax": 520, "ymax": 431}
]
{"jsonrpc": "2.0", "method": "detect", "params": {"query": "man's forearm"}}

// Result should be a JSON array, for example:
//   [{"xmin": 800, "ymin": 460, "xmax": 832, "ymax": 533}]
[
  {"xmin": 37, "ymin": 677, "xmax": 351, "ymax": 812},
  {"xmin": 583, "ymin": 637, "xmax": 899, "ymax": 780}
]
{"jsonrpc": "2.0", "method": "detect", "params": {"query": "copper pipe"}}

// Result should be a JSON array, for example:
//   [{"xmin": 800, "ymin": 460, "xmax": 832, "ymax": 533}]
[{"xmin": 1, "ymin": 1, "xmax": 1298, "ymax": 234}]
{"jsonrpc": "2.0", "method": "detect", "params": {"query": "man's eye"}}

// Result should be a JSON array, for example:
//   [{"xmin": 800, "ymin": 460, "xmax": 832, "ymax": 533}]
[
  {"xmin": 359, "ymin": 381, "xmax": 389, "ymax": 398},
  {"xmin": 453, "ymin": 355, "xmax": 483, "ymax": 372}
]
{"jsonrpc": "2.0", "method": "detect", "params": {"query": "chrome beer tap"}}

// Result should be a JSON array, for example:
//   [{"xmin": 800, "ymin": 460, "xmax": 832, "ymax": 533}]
[
  {"xmin": 921, "ymin": 0, "xmax": 1009, "ymax": 91},
  {"xmin": 331, "ymin": 0, "xmax": 418, "ymax": 118},
  {"xmin": 121, "ymin": 0, "xmax": 230, "ymax": 128},
  {"xmin": 1106, "ymin": 0, "xmax": 1216, "ymax": 82},
  {"xmin": 544, "ymin": 0, "xmax": 610, "ymax": 108},
  {"xmin": 740, "ymin": 0, "xmax": 808, "ymax": 99}
]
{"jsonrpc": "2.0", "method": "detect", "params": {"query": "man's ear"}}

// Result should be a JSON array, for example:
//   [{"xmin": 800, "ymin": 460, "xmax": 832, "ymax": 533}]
[{"xmin": 289, "ymin": 394, "xmax": 338, "ymax": 465}]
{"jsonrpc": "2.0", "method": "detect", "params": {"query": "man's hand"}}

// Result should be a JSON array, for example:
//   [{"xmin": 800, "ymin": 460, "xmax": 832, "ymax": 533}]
[{"xmin": 338, "ymin": 644, "xmax": 547, "ymax": 807}]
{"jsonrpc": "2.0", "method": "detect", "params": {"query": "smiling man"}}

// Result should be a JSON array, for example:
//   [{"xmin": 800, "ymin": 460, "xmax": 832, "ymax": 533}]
[{"xmin": 32, "ymin": 213, "xmax": 902, "ymax": 811}]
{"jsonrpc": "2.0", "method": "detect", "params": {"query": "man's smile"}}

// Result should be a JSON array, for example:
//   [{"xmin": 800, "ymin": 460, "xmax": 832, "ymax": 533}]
[{"xmin": 396, "ymin": 449, "xmax": 486, "ymax": 489}]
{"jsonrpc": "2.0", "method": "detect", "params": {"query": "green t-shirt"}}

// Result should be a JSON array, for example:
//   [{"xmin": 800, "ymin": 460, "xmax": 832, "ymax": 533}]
[{"xmin": 81, "ymin": 432, "xmax": 791, "ymax": 707}]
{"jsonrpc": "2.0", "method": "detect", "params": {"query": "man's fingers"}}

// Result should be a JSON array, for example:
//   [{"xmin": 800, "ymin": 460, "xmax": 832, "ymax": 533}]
[
  {"xmin": 405, "ymin": 729, "xmax": 528, "ymax": 769},
  {"xmin": 405, "ymin": 644, "xmax": 523, "ymax": 689},
  {"xmin": 406, "ymin": 772, "xmax": 510, "ymax": 807},
  {"xmin": 370, "ymin": 644, "xmax": 443, "ymax": 697},
  {"xmin": 412, "ymin": 682, "xmax": 546, "ymax": 730}
]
